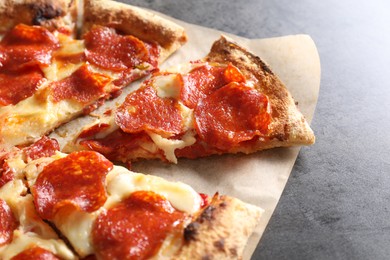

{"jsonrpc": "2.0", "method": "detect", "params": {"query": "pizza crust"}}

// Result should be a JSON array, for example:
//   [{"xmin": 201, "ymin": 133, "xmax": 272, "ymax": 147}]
[
  {"xmin": 0, "ymin": 0, "xmax": 77, "ymax": 33},
  {"xmin": 205, "ymin": 36, "xmax": 315, "ymax": 153},
  {"xmin": 174, "ymin": 194, "xmax": 262, "ymax": 259},
  {"xmin": 82, "ymin": 0, "xmax": 187, "ymax": 63}
]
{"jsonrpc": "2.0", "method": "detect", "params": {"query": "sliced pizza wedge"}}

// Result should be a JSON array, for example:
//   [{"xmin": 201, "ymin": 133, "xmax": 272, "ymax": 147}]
[
  {"xmin": 0, "ymin": 0, "xmax": 187, "ymax": 151},
  {"xmin": 64, "ymin": 36, "xmax": 315, "ymax": 163},
  {"xmin": 0, "ymin": 149, "xmax": 261, "ymax": 259},
  {"xmin": 0, "ymin": 172, "xmax": 76, "ymax": 259}
]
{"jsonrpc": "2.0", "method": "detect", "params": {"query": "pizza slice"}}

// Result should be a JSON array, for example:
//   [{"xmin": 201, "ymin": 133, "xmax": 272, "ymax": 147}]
[
  {"xmin": 63, "ymin": 36, "xmax": 315, "ymax": 163},
  {"xmin": 0, "ymin": 140, "xmax": 262, "ymax": 259},
  {"xmin": 0, "ymin": 141, "xmax": 76, "ymax": 259},
  {"xmin": 0, "ymin": 0, "xmax": 187, "ymax": 150}
]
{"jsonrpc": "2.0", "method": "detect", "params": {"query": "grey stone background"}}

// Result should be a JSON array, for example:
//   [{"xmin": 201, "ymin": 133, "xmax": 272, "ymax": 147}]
[{"xmin": 121, "ymin": 1, "xmax": 390, "ymax": 259}]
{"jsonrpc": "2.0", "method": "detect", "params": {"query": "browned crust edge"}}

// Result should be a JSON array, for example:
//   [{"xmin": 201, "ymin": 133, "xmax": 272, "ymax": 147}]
[
  {"xmin": 82, "ymin": 0, "xmax": 187, "ymax": 63},
  {"xmin": 205, "ymin": 36, "xmax": 315, "ymax": 153},
  {"xmin": 174, "ymin": 194, "xmax": 262, "ymax": 259},
  {"xmin": 0, "ymin": 0, "xmax": 77, "ymax": 33}
]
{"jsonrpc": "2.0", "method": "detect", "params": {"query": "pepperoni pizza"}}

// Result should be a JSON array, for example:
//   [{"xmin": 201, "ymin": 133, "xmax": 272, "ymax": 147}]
[
  {"xmin": 0, "ymin": 138, "xmax": 262, "ymax": 259},
  {"xmin": 0, "ymin": 0, "xmax": 316, "ymax": 258},
  {"xmin": 64, "ymin": 36, "xmax": 315, "ymax": 163},
  {"xmin": 0, "ymin": 0, "xmax": 187, "ymax": 150}
]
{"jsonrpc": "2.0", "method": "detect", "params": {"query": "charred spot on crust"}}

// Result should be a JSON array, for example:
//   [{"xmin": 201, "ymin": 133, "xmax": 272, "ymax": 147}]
[
  {"xmin": 219, "ymin": 201, "xmax": 227, "ymax": 208},
  {"xmin": 30, "ymin": 4, "xmax": 64, "ymax": 25},
  {"xmin": 229, "ymin": 247, "xmax": 238, "ymax": 256},
  {"xmin": 202, "ymin": 255, "xmax": 212, "ymax": 260},
  {"xmin": 184, "ymin": 222, "xmax": 200, "ymax": 242},
  {"xmin": 199, "ymin": 205, "xmax": 216, "ymax": 223},
  {"xmin": 255, "ymin": 56, "xmax": 273, "ymax": 75},
  {"xmin": 272, "ymin": 133, "xmax": 286, "ymax": 141},
  {"xmin": 213, "ymin": 238, "xmax": 225, "ymax": 251}
]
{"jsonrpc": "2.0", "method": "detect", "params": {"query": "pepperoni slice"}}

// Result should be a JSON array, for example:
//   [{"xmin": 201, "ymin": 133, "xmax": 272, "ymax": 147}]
[
  {"xmin": 0, "ymin": 24, "xmax": 59, "ymax": 71},
  {"xmin": 23, "ymin": 137, "xmax": 60, "ymax": 161},
  {"xmin": 194, "ymin": 82, "xmax": 271, "ymax": 150},
  {"xmin": 180, "ymin": 64, "xmax": 226, "ymax": 109},
  {"xmin": 223, "ymin": 63, "xmax": 246, "ymax": 83},
  {"xmin": 50, "ymin": 65, "xmax": 111, "ymax": 104},
  {"xmin": 0, "ymin": 68, "xmax": 44, "ymax": 106},
  {"xmin": 0, "ymin": 160, "xmax": 15, "ymax": 189},
  {"xmin": 115, "ymin": 86, "xmax": 183, "ymax": 137},
  {"xmin": 11, "ymin": 247, "xmax": 60, "ymax": 260},
  {"xmin": 92, "ymin": 191, "xmax": 186, "ymax": 259},
  {"xmin": 0, "ymin": 199, "xmax": 17, "ymax": 246},
  {"xmin": 84, "ymin": 26, "xmax": 156, "ymax": 71},
  {"xmin": 31, "ymin": 151, "xmax": 113, "ymax": 220}
]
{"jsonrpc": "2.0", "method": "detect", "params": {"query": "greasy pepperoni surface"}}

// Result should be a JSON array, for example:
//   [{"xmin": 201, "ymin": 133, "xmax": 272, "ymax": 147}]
[
  {"xmin": 180, "ymin": 63, "xmax": 246, "ymax": 109},
  {"xmin": 194, "ymin": 82, "xmax": 271, "ymax": 150},
  {"xmin": 180, "ymin": 64, "xmax": 226, "ymax": 108},
  {"xmin": 0, "ymin": 160, "xmax": 15, "ymax": 189},
  {"xmin": 84, "ymin": 26, "xmax": 157, "ymax": 71},
  {"xmin": 0, "ymin": 199, "xmax": 17, "ymax": 246},
  {"xmin": 23, "ymin": 136, "xmax": 60, "ymax": 161},
  {"xmin": 11, "ymin": 247, "xmax": 60, "ymax": 260},
  {"xmin": 92, "ymin": 191, "xmax": 186, "ymax": 260},
  {"xmin": 50, "ymin": 65, "xmax": 111, "ymax": 104},
  {"xmin": 223, "ymin": 63, "xmax": 246, "ymax": 83},
  {"xmin": 0, "ymin": 24, "xmax": 59, "ymax": 71},
  {"xmin": 115, "ymin": 86, "xmax": 183, "ymax": 137},
  {"xmin": 0, "ymin": 68, "xmax": 44, "ymax": 106},
  {"xmin": 31, "ymin": 151, "xmax": 113, "ymax": 220}
]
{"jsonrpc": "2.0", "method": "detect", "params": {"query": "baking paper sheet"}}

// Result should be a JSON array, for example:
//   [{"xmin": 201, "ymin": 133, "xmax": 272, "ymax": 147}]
[{"xmin": 52, "ymin": 15, "xmax": 321, "ymax": 259}]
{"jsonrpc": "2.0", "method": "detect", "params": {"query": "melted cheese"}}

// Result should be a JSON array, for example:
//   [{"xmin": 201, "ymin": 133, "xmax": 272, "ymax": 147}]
[
  {"xmin": 0, "ymin": 231, "xmax": 76, "ymax": 260},
  {"xmin": 105, "ymin": 166, "xmax": 201, "ymax": 213},
  {"xmin": 148, "ymin": 131, "xmax": 196, "ymax": 163},
  {"xmin": 0, "ymin": 95, "xmax": 83, "ymax": 147},
  {"xmin": 154, "ymin": 74, "xmax": 181, "ymax": 99},
  {"xmin": 54, "ymin": 210, "xmax": 99, "ymax": 257},
  {"xmin": 165, "ymin": 62, "xmax": 206, "ymax": 74},
  {"xmin": 0, "ymin": 179, "xmax": 26, "ymax": 205}
]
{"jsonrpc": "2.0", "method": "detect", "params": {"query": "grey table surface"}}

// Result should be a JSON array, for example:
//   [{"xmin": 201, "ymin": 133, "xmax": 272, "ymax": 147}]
[{"xmin": 121, "ymin": 1, "xmax": 390, "ymax": 259}]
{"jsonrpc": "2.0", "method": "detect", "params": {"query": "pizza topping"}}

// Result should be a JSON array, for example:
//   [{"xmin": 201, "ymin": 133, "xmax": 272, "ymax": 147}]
[
  {"xmin": 0, "ymin": 199, "xmax": 17, "ymax": 246},
  {"xmin": 115, "ymin": 86, "xmax": 183, "ymax": 137},
  {"xmin": 199, "ymin": 193, "xmax": 211, "ymax": 208},
  {"xmin": 223, "ymin": 63, "xmax": 246, "ymax": 83},
  {"xmin": 194, "ymin": 82, "xmax": 271, "ymax": 150},
  {"xmin": 0, "ymin": 157, "xmax": 15, "ymax": 188},
  {"xmin": 23, "ymin": 137, "xmax": 60, "ymax": 161},
  {"xmin": 92, "ymin": 191, "xmax": 186, "ymax": 259},
  {"xmin": 0, "ymin": 24, "xmax": 59, "ymax": 71},
  {"xmin": 84, "ymin": 26, "xmax": 158, "ymax": 71},
  {"xmin": 10, "ymin": 247, "xmax": 60, "ymax": 260},
  {"xmin": 50, "ymin": 65, "xmax": 111, "ymax": 104},
  {"xmin": 0, "ymin": 68, "xmax": 45, "ymax": 106},
  {"xmin": 180, "ymin": 64, "xmax": 226, "ymax": 108},
  {"xmin": 31, "ymin": 151, "xmax": 113, "ymax": 220}
]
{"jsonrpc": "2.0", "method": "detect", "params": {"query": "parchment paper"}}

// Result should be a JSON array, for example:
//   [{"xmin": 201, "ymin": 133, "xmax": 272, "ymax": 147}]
[{"xmin": 52, "ymin": 16, "xmax": 321, "ymax": 259}]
